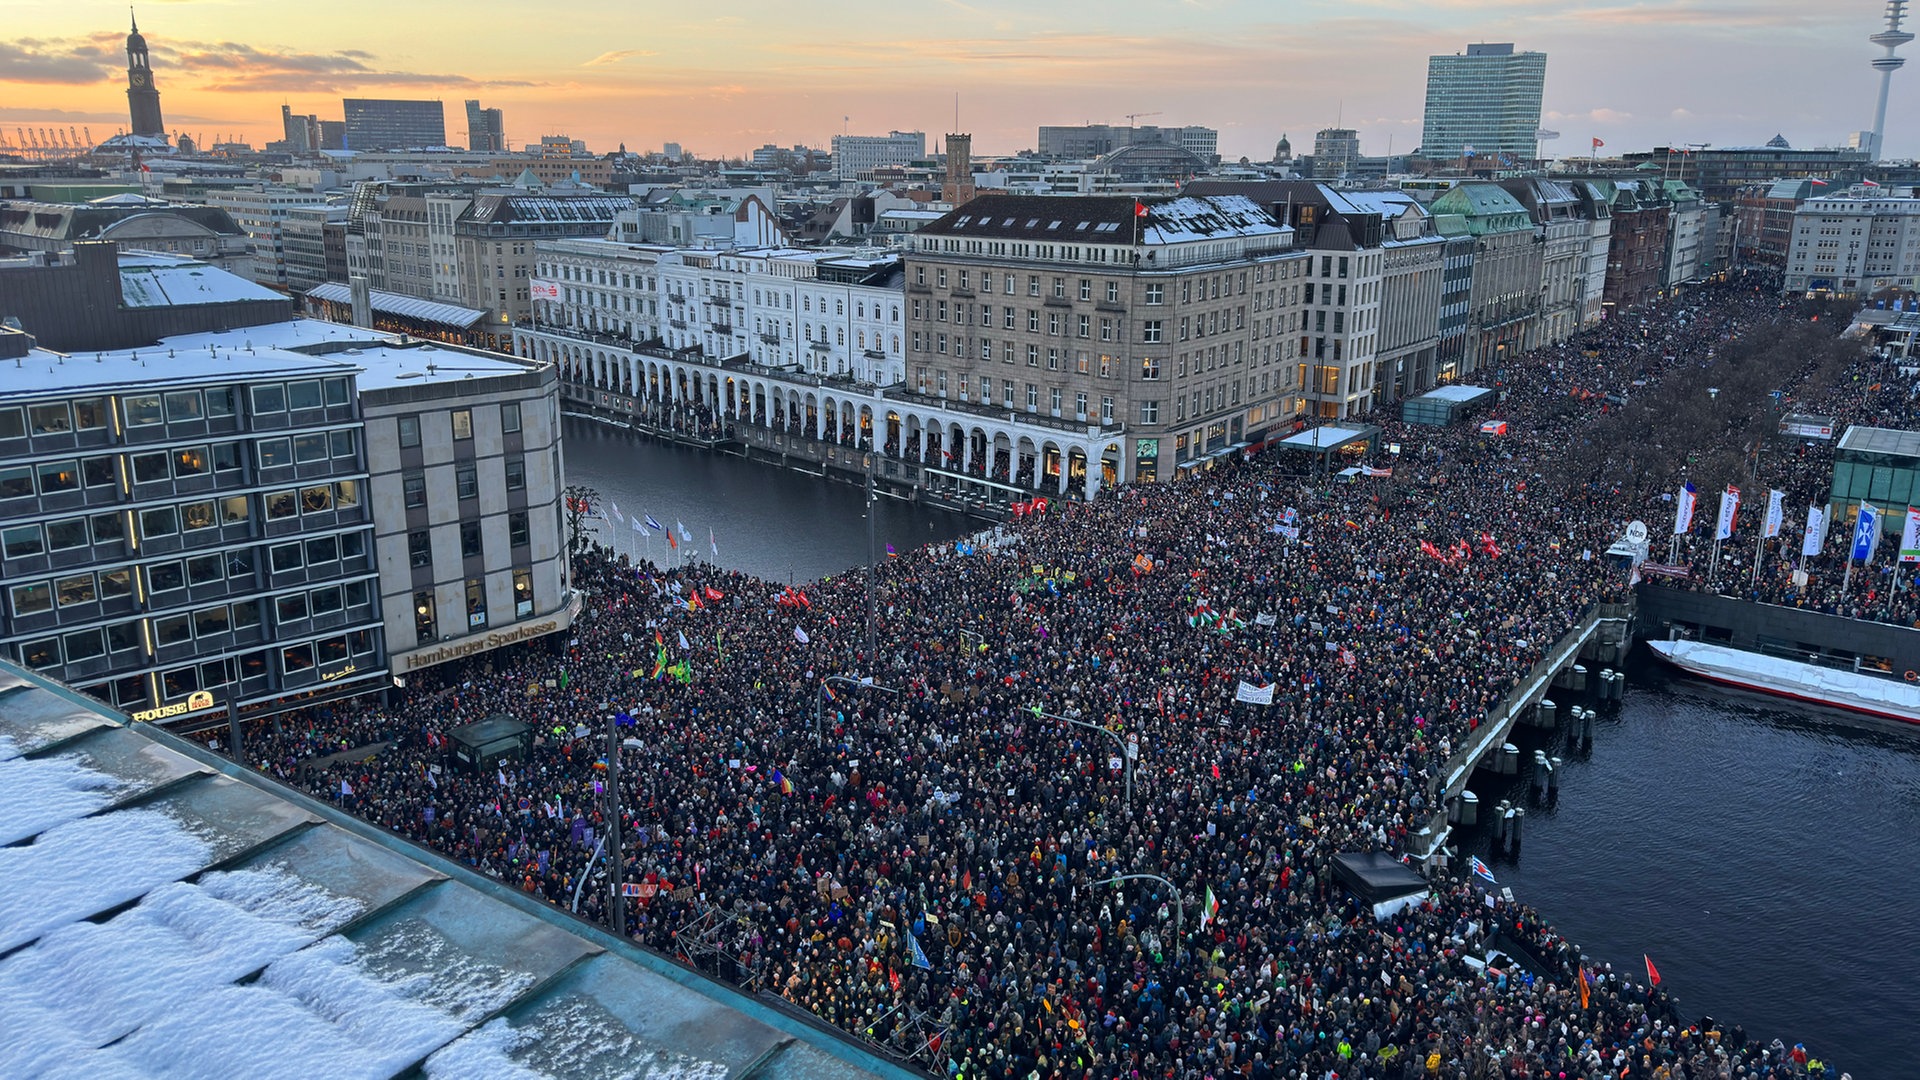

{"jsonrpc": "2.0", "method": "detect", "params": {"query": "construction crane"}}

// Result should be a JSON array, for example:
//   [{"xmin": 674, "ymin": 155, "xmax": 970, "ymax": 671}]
[{"xmin": 1122, "ymin": 111, "xmax": 1162, "ymax": 149}]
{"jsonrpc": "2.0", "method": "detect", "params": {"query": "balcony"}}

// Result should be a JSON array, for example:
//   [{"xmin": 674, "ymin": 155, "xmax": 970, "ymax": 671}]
[{"xmin": 760, "ymin": 332, "xmax": 782, "ymax": 346}]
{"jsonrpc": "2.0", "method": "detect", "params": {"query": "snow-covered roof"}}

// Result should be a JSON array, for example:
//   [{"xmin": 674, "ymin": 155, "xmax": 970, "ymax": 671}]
[
  {"xmin": 119, "ymin": 255, "xmax": 284, "ymax": 309},
  {"xmin": 1276, "ymin": 423, "xmax": 1379, "ymax": 451},
  {"xmin": 0, "ymin": 661, "xmax": 906, "ymax": 1080},
  {"xmin": 1412, "ymin": 384, "xmax": 1494, "ymax": 403},
  {"xmin": 305, "ymin": 282, "xmax": 488, "ymax": 329}
]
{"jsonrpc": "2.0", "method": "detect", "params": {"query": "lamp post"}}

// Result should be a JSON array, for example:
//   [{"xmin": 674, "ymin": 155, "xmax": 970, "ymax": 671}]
[
  {"xmin": 814, "ymin": 674, "xmax": 900, "ymax": 745},
  {"xmin": 1031, "ymin": 705, "xmax": 1133, "ymax": 806},
  {"xmin": 606, "ymin": 706, "xmax": 628, "ymax": 939},
  {"xmin": 1089, "ymin": 872, "xmax": 1184, "ymax": 940},
  {"xmin": 864, "ymin": 452, "xmax": 880, "ymax": 667}
]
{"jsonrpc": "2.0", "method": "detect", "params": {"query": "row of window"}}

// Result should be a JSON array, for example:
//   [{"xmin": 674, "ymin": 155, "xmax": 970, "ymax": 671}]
[
  {"xmin": 0, "ymin": 430, "xmax": 359, "ymax": 506},
  {"xmin": 6, "ymin": 529, "xmax": 370, "ymax": 620},
  {"xmin": 71, "ymin": 629, "xmax": 379, "ymax": 710},
  {"xmin": 413, "ymin": 569, "xmax": 535, "ymax": 640},
  {"xmin": 14, "ymin": 579, "xmax": 373, "ymax": 674},
  {"xmin": 402, "ymin": 457, "xmax": 526, "ymax": 509},
  {"xmin": 407, "ymin": 512, "xmax": 533, "ymax": 567},
  {"xmin": 396, "ymin": 403, "xmax": 521, "ymax": 447},
  {"xmin": 0, "ymin": 398, "xmax": 111, "ymax": 440},
  {"xmin": 0, "ymin": 479, "xmax": 364, "ymax": 563}
]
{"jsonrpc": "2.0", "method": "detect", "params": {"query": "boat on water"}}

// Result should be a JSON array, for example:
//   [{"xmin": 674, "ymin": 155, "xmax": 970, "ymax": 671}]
[{"xmin": 1645, "ymin": 639, "xmax": 1920, "ymax": 726}]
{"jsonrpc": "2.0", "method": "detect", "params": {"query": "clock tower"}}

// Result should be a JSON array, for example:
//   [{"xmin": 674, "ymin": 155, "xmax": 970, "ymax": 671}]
[{"xmin": 126, "ymin": 12, "xmax": 166, "ymax": 138}]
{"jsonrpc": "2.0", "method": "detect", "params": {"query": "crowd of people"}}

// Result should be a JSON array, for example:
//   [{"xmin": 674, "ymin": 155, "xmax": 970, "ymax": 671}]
[{"xmin": 235, "ymin": 274, "xmax": 1861, "ymax": 1080}]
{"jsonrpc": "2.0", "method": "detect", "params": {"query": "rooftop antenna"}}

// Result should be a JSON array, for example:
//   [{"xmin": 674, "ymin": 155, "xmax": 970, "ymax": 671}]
[{"xmin": 1869, "ymin": 0, "xmax": 1913, "ymax": 160}]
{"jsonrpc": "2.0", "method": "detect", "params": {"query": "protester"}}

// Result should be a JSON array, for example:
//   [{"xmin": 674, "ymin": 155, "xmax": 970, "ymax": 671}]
[{"xmin": 231, "ymin": 273, "xmax": 1846, "ymax": 1080}]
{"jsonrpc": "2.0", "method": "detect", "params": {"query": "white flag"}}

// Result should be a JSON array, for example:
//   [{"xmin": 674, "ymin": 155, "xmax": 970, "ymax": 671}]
[
  {"xmin": 1674, "ymin": 483, "xmax": 1697, "ymax": 535},
  {"xmin": 339, "ymin": 779, "xmax": 353, "ymax": 797},
  {"xmin": 1902, "ymin": 507, "xmax": 1920, "ymax": 564},
  {"xmin": 1761, "ymin": 489, "xmax": 1785, "ymax": 539},
  {"xmin": 710, "ymin": 527, "xmax": 719, "ymax": 559},
  {"xmin": 679, "ymin": 521, "xmax": 693, "ymax": 542},
  {"xmin": 609, "ymin": 501, "xmax": 626, "ymax": 525},
  {"xmin": 794, "ymin": 625, "xmax": 810, "ymax": 644},
  {"xmin": 1714, "ymin": 485, "xmax": 1740, "ymax": 541},
  {"xmin": 1234, "ymin": 681, "xmax": 1275, "ymax": 705},
  {"xmin": 632, "ymin": 516, "xmax": 647, "ymax": 535},
  {"xmin": 677, "ymin": 630, "xmax": 690, "ymax": 650},
  {"xmin": 1802, "ymin": 506, "xmax": 1826, "ymax": 557}
]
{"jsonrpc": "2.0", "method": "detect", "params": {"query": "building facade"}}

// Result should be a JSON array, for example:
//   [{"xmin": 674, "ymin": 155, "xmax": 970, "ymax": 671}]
[
  {"xmin": 1037, "ymin": 125, "xmax": 1220, "ymax": 162},
  {"xmin": 343, "ymin": 98, "xmax": 448, "ymax": 151},
  {"xmin": 205, "ymin": 186, "xmax": 330, "ymax": 288},
  {"xmin": 831, "ymin": 132, "xmax": 926, "ymax": 181},
  {"xmin": 465, "ymin": 100, "xmax": 507, "ymax": 152},
  {"xmin": 1783, "ymin": 190, "xmax": 1920, "ymax": 296},
  {"xmin": 1311, "ymin": 129, "xmax": 1361, "ymax": 178},
  {"xmin": 357, "ymin": 349, "xmax": 571, "ymax": 675},
  {"xmin": 1430, "ymin": 183, "xmax": 1542, "ymax": 375},
  {"xmin": 0, "ymin": 332, "xmax": 384, "ymax": 727},
  {"xmin": 1422, "ymin": 43, "xmax": 1547, "ymax": 163}
]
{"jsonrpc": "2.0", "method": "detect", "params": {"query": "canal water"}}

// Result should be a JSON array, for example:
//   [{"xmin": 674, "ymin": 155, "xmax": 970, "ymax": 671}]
[
  {"xmin": 563, "ymin": 414, "xmax": 1917, "ymax": 1075},
  {"xmin": 1460, "ymin": 653, "xmax": 1920, "ymax": 1078},
  {"xmin": 559, "ymin": 416, "xmax": 979, "ymax": 582}
]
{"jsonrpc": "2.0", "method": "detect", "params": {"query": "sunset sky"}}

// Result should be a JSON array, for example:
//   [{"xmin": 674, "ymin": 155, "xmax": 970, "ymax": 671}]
[{"xmin": 2, "ymin": 0, "xmax": 1911, "ymax": 162}]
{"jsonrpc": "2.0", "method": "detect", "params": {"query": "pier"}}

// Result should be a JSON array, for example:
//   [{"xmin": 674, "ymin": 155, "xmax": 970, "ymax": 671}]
[{"xmin": 1410, "ymin": 601, "xmax": 1634, "ymax": 862}]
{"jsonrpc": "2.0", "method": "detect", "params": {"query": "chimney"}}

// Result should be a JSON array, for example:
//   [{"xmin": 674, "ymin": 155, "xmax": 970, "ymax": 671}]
[
  {"xmin": 349, "ymin": 275, "xmax": 372, "ymax": 328},
  {"xmin": 0, "ymin": 326, "xmax": 35, "ymax": 360}
]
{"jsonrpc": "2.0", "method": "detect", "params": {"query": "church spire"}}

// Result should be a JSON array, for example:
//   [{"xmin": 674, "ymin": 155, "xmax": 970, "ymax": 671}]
[{"xmin": 131, "ymin": 6, "xmax": 138, "ymax": 33}]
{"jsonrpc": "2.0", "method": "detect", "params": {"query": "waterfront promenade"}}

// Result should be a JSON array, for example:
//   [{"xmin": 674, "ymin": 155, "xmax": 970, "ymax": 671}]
[{"xmin": 235, "ymin": 278, "xmax": 1857, "ymax": 1080}]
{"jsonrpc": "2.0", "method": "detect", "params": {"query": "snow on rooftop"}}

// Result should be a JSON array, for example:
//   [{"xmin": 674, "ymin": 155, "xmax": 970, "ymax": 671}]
[
  {"xmin": 0, "ymin": 667, "xmax": 906, "ymax": 1080},
  {"xmin": 1142, "ymin": 195, "xmax": 1290, "ymax": 246},
  {"xmin": 120, "ymin": 258, "xmax": 285, "ymax": 309}
]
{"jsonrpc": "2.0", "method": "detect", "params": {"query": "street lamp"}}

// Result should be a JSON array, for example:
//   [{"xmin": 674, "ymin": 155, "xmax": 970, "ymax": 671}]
[
  {"xmin": 1089, "ymin": 872, "xmax": 1185, "ymax": 941},
  {"xmin": 814, "ymin": 674, "xmax": 900, "ymax": 745},
  {"xmin": 1030, "ymin": 705, "xmax": 1134, "ymax": 806}
]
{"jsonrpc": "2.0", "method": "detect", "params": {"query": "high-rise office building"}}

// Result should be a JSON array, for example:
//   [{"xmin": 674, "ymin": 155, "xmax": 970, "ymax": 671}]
[
  {"xmin": 342, "ymin": 99, "xmax": 447, "ymax": 151},
  {"xmin": 1311, "ymin": 129, "xmax": 1361, "ymax": 178},
  {"xmin": 830, "ymin": 131, "xmax": 926, "ymax": 181},
  {"xmin": 465, "ymin": 100, "xmax": 506, "ymax": 152},
  {"xmin": 1421, "ymin": 43, "xmax": 1546, "ymax": 164}
]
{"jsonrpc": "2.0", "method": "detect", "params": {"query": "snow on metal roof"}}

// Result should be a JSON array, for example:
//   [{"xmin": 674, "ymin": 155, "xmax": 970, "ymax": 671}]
[
  {"xmin": 119, "ymin": 256, "xmax": 284, "ymax": 309},
  {"xmin": 0, "ymin": 662, "xmax": 909, "ymax": 1080},
  {"xmin": 305, "ymin": 282, "xmax": 488, "ymax": 329}
]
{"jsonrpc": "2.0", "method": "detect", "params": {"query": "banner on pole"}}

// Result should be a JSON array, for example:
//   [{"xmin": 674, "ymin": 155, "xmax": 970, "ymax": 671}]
[
  {"xmin": 1762, "ymin": 489, "xmax": 1785, "ymax": 539},
  {"xmin": 1902, "ymin": 506, "xmax": 1920, "ymax": 564},
  {"xmin": 1851, "ymin": 503, "xmax": 1880, "ymax": 561},
  {"xmin": 1714, "ymin": 485, "xmax": 1740, "ymax": 541},
  {"xmin": 1674, "ymin": 482, "xmax": 1697, "ymax": 535},
  {"xmin": 1801, "ymin": 506, "xmax": 1826, "ymax": 557}
]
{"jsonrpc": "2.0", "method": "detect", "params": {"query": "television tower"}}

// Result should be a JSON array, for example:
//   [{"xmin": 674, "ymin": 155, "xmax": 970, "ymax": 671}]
[{"xmin": 1868, "ymin": 0, "xmax": 1912, "ymax": 160}]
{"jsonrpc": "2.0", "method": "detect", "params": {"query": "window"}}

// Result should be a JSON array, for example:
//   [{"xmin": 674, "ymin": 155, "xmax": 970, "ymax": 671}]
[
  {"xmin": 11, "ymin": 582, "xmax": 51, "ymax": 616},
  {"xmin": 125, "ymin": 395, "xmax": 164, "ymax": 426},
  {"xmin": 20, "ymin": 638, "xmax": 60, "ymax": 670},
  {"xmin": 206, "ymin": 388, "xmax": 236, "ymax": 418},
  {"xmin": 466, "ymin": 578, "xmax": 487, "ymax": 629},
  {"xmin": 270, "ymin": 544, "xmax": 304, "ymax": 574},
  {"xmin": 502, "ymin": 402, "xmax": 521, "ymax": 434},
  {"xmin": 461, "ymin": 520, "xmax": 482, "ymax": 558},
  {"xmin": 330, "ymin": 430, "xmax": 356, "ymax": 460},
  {"xmin": 310, "ymin": 585, "xmax": 343, "ymax": 616},
  {"xmin": 266, "ymin": 491, "xmax": 298, "ymax": 521},
  {"xmin": 294, "ymin": 433, "xmax": 328, "ymax": 464},
  {"xmin": 1079, "ymin": 279, "xmax": 1092, "ymax": 301},
  {"xmin": 508, "ymin": 511, "xmax": 530, "ymax": 547},
  {"xmin": 1143, "ymin": 320, "xmax": 1164, "ymax": 344},
  {"xmin": 220, "ymin": 496, "xmax": 250, "ymax": 525},
  {"xmin": 0, "ymin": 407, "xmax": 23, "ymax": 439},
  {"xmin": 456, "ymin": 465, "xmax": 478, "ymax": 500},
  {"xmin": 1141, "ymin": 357, "xmax": 1161, "ymax": 380},
  {"xmin": 452, "ymin": 409, "xmax": 474, "ymax": 440},
  {"xmin": 1077, "ymin": 315, "xmax": 1091, "ymax": 339},
  {"xmin": 180, "ymin": 501, "xmax": 217, "ymax": 532},
  {"xmin": 45, "ymin": 518, "xmax": 85, "ymax": 551},
  {"xmin": 38, "ymin": 460, "xmax": 78, "ymax": 494},
  {"xmin": 194, "ymin": 606, "xmax": 230, "ymax": 638},
  {"xmin": 173, "ymin": 447, "xmax": 208, "ymax": 477},
  {"xmin": 133, "ymin": 452, "xmax": 170, "ymax": 485},
  {"xmin": 232, "ymin": 600, "xmax": 261, "ymax": 630},
  {"xmin": 140, "ymin": 507, "xmax": 177, "ymax": 539},
  {"xmin": 275, "ymin": 594, "xmax": 308, "ymax": 624},
  {"xmin": 1145, "ymin": 284, "xmax": 1164, "ymax": 305},
  {"xmin": 61, "ymin": 628, "xmax": 104, "ymax": 663},
  {"xmin": 414, "ymin": 590, "xmax": 438, "ymax": 641},
  {"xmin": 92, "ymin": 512, "xmax": 125, "ymax": 544},
  {"xmin": 257, "ymin": 438, "xmax": 292, "ymax": 468},
  {"xmin": 163, "ymin": 391, "xmax": 203, "ymax": 423},
  {"xmin": 404, "ymin": 474, "xmax": 427, "ymax": 509},
  {"xmin": 1101, "ymin": 396, "xmax": 1115, "ymax": 424},
  {"xmin": 305, "ymin": 536, "xmax": 338, "ymax": 567},
  {"xmin": 187, "ymin": 555, "xmax": 223, "ymax": 586},
  {"xmin": 213, "ymin": 442, "xmax": 244, "ymax": 473},
  {"xmin": 504, "ymin": 458, "xmax": 526, "ymax": 491},
  {"xmin": 512, "ymin": 568, "xmax": 535, "ymax": 616},
  {"xmin": 398, "ymin": 415, "xmax": 422, "ymax": 448},
  {"xmin": 30, "ymin": 403, "xmax": 72, "ymax": 434},
  {"xmin": 1139, "ymin": 401, "xmax": 1160, "ymax": 424},
  {"xmin": 301, "ymin": 485, "xmax": 333, "ymax": 514},
  {"xmin": 0, "ymin": 467, "xmax": 32, "ymax": 499},
  {"xmin": 154, "ymin": 614, "xmax": 192, "ymax": 647},
  {"xmin": 251, "ymin": 385, "xmax": 286, "ymax": 415},
  {"xmin": 324, "ymin": 378, "xmax": 350, "ymax": 407}
]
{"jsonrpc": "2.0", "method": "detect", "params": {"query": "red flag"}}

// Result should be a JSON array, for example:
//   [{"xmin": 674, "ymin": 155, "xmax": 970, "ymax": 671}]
[
  {"xmin": 1133, "ymin": 200, "xmax": 1149, "ymax": 218},
  {"xmin": 1644, "ymin": 954, "xmax": 1661, "ymax": 986},
  {"xmin": 1210, "ymin": 762, "xmax": 1220, "ymax": 780},
  {"xmin": 704, "ymin": 586, "xmax": 723, "ymax": 601},
  {"xmin": 668, "ymin": 532, "xmax": 678, "ymax": 550},
  {"xmin": 962, "ymin": 868, "xmax": 972, "ymax": 892},
  {"xmin": 1591, "ymin": 137, "xmax": 1605, "ymax": 149}
]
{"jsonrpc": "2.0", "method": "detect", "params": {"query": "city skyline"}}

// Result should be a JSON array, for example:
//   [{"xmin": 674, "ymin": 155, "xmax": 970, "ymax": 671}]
[{"xmin": 1, "ymin": 0, "xmax": 1913, "ymax": 160}]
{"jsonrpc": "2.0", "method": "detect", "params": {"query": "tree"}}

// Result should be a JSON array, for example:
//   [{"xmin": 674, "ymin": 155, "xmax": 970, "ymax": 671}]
[{"xmin": 563, "ymin": 484, "xmax": 600, "ymax": 560}]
